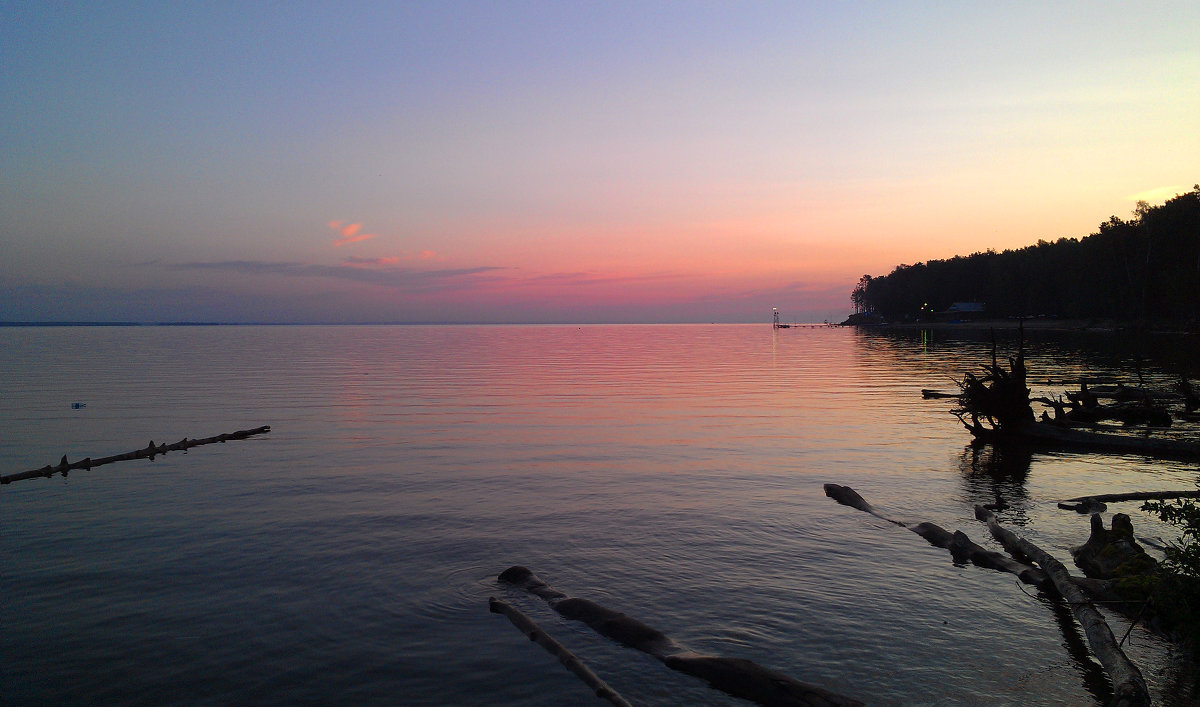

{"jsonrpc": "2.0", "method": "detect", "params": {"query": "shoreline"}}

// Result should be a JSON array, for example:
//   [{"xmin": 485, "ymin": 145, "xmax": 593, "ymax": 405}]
[{"xmin": 850, "ymin": 318, "xmax": 1199, "ymax": 336}]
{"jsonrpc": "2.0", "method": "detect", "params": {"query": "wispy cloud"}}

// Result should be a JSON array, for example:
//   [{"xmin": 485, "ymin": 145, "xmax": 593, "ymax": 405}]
[
  {"xmin": 514, "ymin": 270, "xmax": 685, "ymax": 288},
  {"xmin": 334, "ymin": 232, "xmax": 378, "ymax": 246},
  {"xmin": 327, "ymin": 220, "xmax": 378, "ymax": 246},
  {"xmin": 171, "ymin": 259, "xmax": 506, "ymax": 293},
  {"xmin": 342, "ymin": 256, "xmax": 401, "ymax": 268},
  {"xmin": 342, "ymin": 251, "xmax": 445, "ymax": 266}
]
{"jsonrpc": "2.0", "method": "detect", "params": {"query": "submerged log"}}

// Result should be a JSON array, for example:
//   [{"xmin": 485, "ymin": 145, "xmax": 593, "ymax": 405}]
[
  {"xmin": 498, "ymin": 566, "xmax": 862, "ymax": 707},
  {"xmin": 489, "ymin": 597, "xmax": 633, "ymax": 707},
  {"xmin": 823, "ymin": 484, "xmax": 1049, "ymax": 588},
  {"xmin": 974, "ymin": 506, "xmax": 1149, "ymax": 706},
  {"xmin": 0, "ymin": 426, "xmax": 272, "ymax": 486}
]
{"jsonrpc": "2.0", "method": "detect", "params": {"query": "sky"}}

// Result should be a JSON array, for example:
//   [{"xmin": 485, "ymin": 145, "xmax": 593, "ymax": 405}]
[{"xmin": 2, "ymin": 1, "xmax": 1197, "ymax": 324}]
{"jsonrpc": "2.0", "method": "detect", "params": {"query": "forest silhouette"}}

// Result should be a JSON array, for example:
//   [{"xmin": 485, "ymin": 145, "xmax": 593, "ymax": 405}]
[{"xmin": 850, "ymin": 186, "xmax": 1200, "ymax": 326}]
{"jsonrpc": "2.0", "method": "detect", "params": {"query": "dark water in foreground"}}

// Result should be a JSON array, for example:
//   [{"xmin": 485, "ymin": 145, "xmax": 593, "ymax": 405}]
[{"xmin": 3, "ymin": 324, "xmax": 1197, "ymax": 705}]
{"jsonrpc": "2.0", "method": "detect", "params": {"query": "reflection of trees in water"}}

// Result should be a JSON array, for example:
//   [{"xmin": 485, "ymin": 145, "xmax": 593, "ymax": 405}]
[
  {"xmin": 860, "ymin": 326, "xmax": 1197, "ymax": 384},
  {"xmin": 959, "ymin": 443, "xmax": 1034, "ymax": 525}
]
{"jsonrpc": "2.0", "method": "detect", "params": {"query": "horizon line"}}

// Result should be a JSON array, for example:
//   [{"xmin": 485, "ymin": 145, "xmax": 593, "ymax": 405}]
[{"xmin": 0, "ymin": 319, "xmax": 842, "ymax": 328}]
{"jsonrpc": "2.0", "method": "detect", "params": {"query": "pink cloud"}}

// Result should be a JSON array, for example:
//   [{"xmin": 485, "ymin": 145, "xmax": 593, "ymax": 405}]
[
  {"xmin": 327, "ymin": 220, "xmax": 378, "ymax": 246},
  {"xmin": 333, "ymin": 232, "xmax": 378, "ymax": 246}
]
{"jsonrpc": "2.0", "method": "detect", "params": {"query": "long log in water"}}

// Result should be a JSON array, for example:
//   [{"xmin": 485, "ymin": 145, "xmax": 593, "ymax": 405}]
[
  {"xmin": 823, "ymin": 483, "xmax": 1049, "ymax": 588},
  {"xmin": 1057, "ymin": 489, "xmax": 1200, "ymax": 513},
  {"xmin": 1060, "ymin": 489, "xmax": 1200, "ymax": 504},
  {"xmin": 974, "ymin": 506, "xmax": 1149, "ymax": 707},
  {"xmin": 489, "ymin": 597, "xmax": 634, "ymax": 707},
  {"xmin": 972, "ymin": 420, "xmax": 1200, "ymax": 459},
  {"xmin": 497, "ymin": 566, "xmax": 862, "ymax": 707},
  {"xmin": 0, "ymin": 425, "xmax": 272, "ymax": 486}
]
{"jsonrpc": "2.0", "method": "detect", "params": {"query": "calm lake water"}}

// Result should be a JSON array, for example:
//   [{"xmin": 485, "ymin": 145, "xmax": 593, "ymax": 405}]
[{"xmin": 3, "ymin": 324, "xmax": 1197, "ymax": 705}]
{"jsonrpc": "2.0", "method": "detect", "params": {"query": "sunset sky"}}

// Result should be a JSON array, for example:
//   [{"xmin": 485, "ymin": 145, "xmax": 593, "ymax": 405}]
[{"xmin": 2, "ymin": 2, "xmax": 1197, "ymax": 324}]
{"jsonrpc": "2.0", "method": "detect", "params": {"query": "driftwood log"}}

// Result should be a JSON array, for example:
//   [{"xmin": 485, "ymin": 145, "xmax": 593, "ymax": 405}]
[
  {"xmin": 0, "ymin": 426, "xmax": 272, "ymax": 486},
  {"xmin": 921, "ymin": 389, "xmax": 959, "ymax": 399},
  {"xmin": 1058, "ymin": 489, "xmax": 1200, "ymax": 514},
  {"xmin": 825, "ymin": 483, "xmax": 1150, "ymax": 702},
  {"xmin": 489, "ymin": 597, "xmax": 633, "ymax": 707},
  {"xmin": 971, "ymin": 421, "xmax": 1200, "ymax": 458},
  {"xmin": 1088, "ymin": 383, "xmax": 1184, "ymax": 403},
  {"xmin": 820, "ymin": 483, "xmax": 904, "ymax": 527},
  {"xmin": 823, "ymin": 484, "xmax": 1049, "ymax": 588},
  {"xmin": 498, "ymin": 566, "xmax": 861, "ymax": 707},
  {"xmin": 1058, "ymin": 498, "xmax": 1110, "ymax": 514},
  {"xmin": 974, "ymin": 506, "xmax": 1149, "ymax": 706}
]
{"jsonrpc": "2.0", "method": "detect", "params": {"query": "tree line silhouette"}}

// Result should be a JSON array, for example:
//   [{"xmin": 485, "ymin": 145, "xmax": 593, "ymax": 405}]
[{"xmin": 850, "ymin": 186, "xmax": 1200, "ymax": 326}]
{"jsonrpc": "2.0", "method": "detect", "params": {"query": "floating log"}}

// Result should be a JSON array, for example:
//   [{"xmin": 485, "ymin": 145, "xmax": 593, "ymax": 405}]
[
  {"xmin": 823, "ymin": 484, "xmax": 1049, "ymax": 588},
  {"xmin": 822, "ymin": 483, "xmax": 905, "ymax": 527},
  {"xmin": 974, "ymin": 506, "xmax": 1149, "ymax": 706},
  {"xmin": 498, "ymin": 566, "xmax": 861, "ymax": 707},
  {"xmin": 969, "ymin": 419, "xmax": 1200, "ymax": 459},
  {"xmin": 1041, "ymin": 377, "xmax": 1120, "ymax": 386},
  {"xmin": 921, "ymin": 389, "xmax": 960, "ymax": 399},
  {"xmin": 1088, "ymin": 384, "xmax": 1183, "ymax": 403},
  {"xmin": 1059, "ymin": 489, "xmax": 1200, "ymax": 506},
  {"xmin": 1058, "ymin": 498, "xmax": 1109, "ymax": 514},
  {"xmin": 1043, "ymin": 396, "xmax": 1175, "ymax": 428},
  {"xmin": 0, "ymin": 426, "xmax": 271, "ymax": 486},
  {"xmin": 489, "ymin": 597, "xmax": 633, "ymax": 707}
]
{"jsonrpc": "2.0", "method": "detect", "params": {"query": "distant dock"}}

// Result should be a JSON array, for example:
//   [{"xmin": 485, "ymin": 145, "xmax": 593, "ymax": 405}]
[
  {"xmin": 772, "ymin": 309, "xmax": 840, "ymax": 329},
  {"xmin": 773, "ymin": 323, "xmax": 841, "ymax": 329}
]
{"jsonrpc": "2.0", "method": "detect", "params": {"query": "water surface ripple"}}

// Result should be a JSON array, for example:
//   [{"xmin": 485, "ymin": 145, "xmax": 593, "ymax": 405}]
[{"xmin": 3, "ymin": 324, "xmax": 1196, "ymax": 705}]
